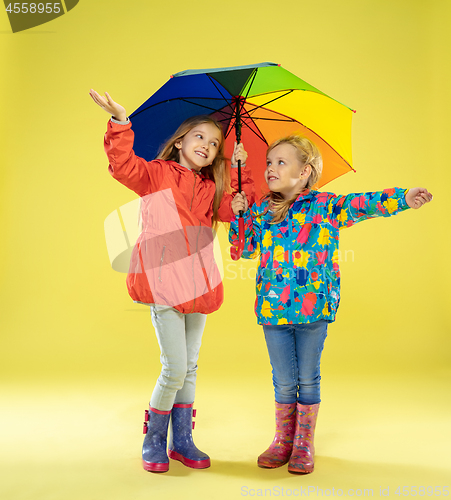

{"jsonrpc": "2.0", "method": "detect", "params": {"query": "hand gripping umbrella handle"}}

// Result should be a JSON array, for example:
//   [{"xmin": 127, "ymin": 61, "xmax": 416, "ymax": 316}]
[{"xmin": 230, "ymin": 216, "xmax": 245, "ymax": 261}]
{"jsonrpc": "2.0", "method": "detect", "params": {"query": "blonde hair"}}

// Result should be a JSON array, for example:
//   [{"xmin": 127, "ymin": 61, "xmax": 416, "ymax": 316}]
[
  {"xmin": 265, "ymin": 135, "xmax": 323, "ymax": 224},
  {"xmin": 157, "ymin": 115, "xmax": 230, "ymax": 230}
]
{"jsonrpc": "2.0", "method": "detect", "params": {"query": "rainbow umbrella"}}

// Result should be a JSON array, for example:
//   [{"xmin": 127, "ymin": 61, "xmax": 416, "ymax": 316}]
[{"xmin": 129, "ymin": 62, "xmax": 355, "ymax": 258}]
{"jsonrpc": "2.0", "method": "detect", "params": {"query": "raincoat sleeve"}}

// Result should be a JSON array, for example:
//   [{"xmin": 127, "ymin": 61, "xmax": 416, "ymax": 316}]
[
  {"xmin": 104, "ymin": 120, "xmax": 165, "ymax": 197},
  {"xmin": 217, "ymin": 165, "xmax": 256, "ymax": 222},
  {"xmin": 228, "ymin": 203, "xmax": 262, "ymax": 259},
  {"xmin": 326, "ymin": 188, "xmax": 410, "ymax": 229}
]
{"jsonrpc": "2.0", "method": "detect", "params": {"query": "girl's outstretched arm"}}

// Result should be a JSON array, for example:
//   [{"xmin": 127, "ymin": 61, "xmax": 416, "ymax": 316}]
[
  {"xmin": 405, "ymin": 188, "xmax": 433, "ymax": 209},
  {"xmin": 92, "ymin": 91, "xmax": 165, "ymax": 197},
  {"xmin": 325, "ymin": 187, "xmax": 427, "ymax": 229},
  {"xmin": 89, "ymin": 90, "xmax": 127, "ymax": 121}
]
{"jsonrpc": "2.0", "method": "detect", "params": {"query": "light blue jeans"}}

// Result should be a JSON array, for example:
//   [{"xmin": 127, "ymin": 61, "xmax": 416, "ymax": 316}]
[
  {"xmin": 149, "ymin": 304, "xmax": 207, "ymax": 411},
  {"xmin": 262, "ymin": 320, "xmax": 328, "ymax": 405}
]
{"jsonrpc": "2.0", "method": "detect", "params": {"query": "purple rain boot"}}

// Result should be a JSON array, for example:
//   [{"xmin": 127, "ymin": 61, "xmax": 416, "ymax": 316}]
[
  {"xmin": 168, "ymin": 403, "xmax": 210, "ymax": 469},
  {"xmin": 257, "ymin": 401, "xmax": 296, "ymax": 468},
  {"xmin": 288, "ymin": 403, "xmax": 320, "ymax": 474},
  {"xmin": 142, "ymin": 406, "xmax": 171, "ymax": 472}
]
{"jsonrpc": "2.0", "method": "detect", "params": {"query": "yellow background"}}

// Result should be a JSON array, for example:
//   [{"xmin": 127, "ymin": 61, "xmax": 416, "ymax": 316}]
[{"xmin": 1, "ymin": 1, "xmax": 450, "ymax": 499}]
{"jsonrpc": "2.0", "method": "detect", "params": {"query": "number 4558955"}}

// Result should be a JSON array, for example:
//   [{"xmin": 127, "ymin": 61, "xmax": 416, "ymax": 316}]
[{"xmin": 6, "ymin": 3, "xmax": 61, "ymax": 14}]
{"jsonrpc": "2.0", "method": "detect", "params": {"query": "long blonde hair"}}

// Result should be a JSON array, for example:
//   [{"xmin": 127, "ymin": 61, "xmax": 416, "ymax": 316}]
[
  {"xmin": 157, "ymin": 115, "xmax": 230, "ymax": 230},
  {"xmin": 264, "ymin": 135, "xmax": 323, "ymax": 224}
]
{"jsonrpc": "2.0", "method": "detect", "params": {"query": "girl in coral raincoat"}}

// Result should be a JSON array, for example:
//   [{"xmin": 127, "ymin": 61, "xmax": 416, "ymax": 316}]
[
  {"xmin": 90, "ymin": 90, "xmax": 254, "ymax": 473},
  {"xmin": 229, "ymin": 134, "xmax": 432, "ymax": 474}
]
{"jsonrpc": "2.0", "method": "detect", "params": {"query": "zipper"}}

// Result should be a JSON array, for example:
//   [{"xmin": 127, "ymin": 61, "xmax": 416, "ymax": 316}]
[
  {"xmin": 188, "ymin": 222, "xmax": 202, "ymax": 314},
  {"xmin": 189, "ymin": 170, "xmax": 199, "ymax": 312},
  {"xmin": 288, "ymin": 211, "xmax": 294, "ymax": 324},
  {"xmin": 190, "ymin": 170, "xmax": 197, "ymax": 210},
  {"xmin": 158, "ymin": 246, "xmax": 166, "ymax": 282}
]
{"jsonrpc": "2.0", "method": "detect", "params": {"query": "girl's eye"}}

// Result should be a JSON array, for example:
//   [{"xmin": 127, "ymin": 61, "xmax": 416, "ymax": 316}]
[
  {"xmin": 211, "ymin": 142, "xmax": 217, "ymax": 147},
  {"xmin": 196, "ymin": 134, "xmax": 203, "ymax": 139},
  {"xmin": 266, "ymin": 161, "xmax": 271, "ymax": 167},
  {"xmin": 279, "ymin": 160, "xmax": 285, "ymax": 165}
]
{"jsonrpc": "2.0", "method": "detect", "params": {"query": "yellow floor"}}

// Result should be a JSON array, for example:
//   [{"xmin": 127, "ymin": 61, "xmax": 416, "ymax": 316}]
[{"xmin": 2, "ymin": 371, "xmax": 450, "ymax": 500}]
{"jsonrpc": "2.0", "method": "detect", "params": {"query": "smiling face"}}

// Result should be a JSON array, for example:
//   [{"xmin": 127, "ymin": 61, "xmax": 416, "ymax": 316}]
[
  {"xmin": 265, "ymin": 143, "xmax": 312, "ymax": 199},
  {"xmin": 175, "ymin": 122, "xmax": 222, "ymax": 171}
]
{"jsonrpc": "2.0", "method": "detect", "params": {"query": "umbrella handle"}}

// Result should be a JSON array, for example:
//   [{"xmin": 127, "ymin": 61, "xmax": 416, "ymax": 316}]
[{"xmin": 230, "ymin": 216, "xmax": 245, "ymax": 261}]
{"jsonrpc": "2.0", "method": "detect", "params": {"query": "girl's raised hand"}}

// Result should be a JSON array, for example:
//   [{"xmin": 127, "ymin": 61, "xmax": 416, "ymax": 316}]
[
  {"xmin": 231, "ymin": 142, "xmax": 248, "ymax": 166},
  {"xmin": 231, "ymin": 191, "xmax": 249, "ymax": 215},
  {"xmin": 89, "ymin": 89, "xmax": 127, "ymax": 121},
  {"xmin": 405, "ymin": 187, "xmax": 433, "ymax": 209}
]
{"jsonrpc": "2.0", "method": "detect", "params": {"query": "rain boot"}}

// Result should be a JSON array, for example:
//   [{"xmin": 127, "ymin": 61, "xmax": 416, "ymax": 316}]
[
  {"xmin": 257, "ymin": 401, "xmax": 296, "ymax": 468},
  {"xmin": 288, "ymin": 402, "xmax": 320, "ymax": 474},
  {"xmin": 168, "ymin": 403, "xmax": 210, "ymax": 469},
  {"xmin": 142, "ymin": 406, "xmax": 171, "ymax": 472}
]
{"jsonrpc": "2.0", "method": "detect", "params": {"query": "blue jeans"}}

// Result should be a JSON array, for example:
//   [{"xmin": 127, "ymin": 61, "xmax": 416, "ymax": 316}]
[{"xmin": 262, "ymin": 320, "xmax": 328, "ymax": 405}]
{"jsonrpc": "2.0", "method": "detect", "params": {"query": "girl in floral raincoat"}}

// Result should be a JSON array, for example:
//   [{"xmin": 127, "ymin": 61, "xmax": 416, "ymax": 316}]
[{"xmin": 229, "ymin": 134, "xmax": 432, "ymax": 475}]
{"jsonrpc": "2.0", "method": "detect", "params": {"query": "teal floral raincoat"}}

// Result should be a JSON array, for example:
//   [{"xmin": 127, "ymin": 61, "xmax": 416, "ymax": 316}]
[{"xmin": 229, "ymin": 188, "xmax": 410, "ymax": 325}]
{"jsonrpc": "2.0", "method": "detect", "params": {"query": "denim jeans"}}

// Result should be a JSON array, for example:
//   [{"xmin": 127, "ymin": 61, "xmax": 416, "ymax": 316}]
[
  {"xmin": 149, "ymin": 304, "xmax": 207, "ymax": 411},
  {"xmin": 262, "ymin": 320, "xmax": 328, "ymax": 405}
]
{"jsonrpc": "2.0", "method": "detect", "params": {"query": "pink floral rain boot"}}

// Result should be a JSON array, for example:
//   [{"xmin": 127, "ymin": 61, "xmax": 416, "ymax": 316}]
[
  {"xmin": 288, "ymin": 403, "xmax": 320, "ymax": 474},
  {"xmin": 257, "ymin": 401, "xmax": 296, "ymax": 468}
]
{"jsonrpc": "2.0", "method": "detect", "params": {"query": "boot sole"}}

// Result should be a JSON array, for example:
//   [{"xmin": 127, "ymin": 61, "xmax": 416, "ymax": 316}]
[
  {"xmin": 168, "ymin": 449, "xmax": 210, "ymax": 469},
  {"xmin": 258, "ymin": 460, "xmax": 289, "ymax": 468},
  {"xmin": 142, "ymin": 460, "xmax": 169, "ymax": 473},
  {"xmin": 288, "ymin": 466, "xmax": 314, "ymax": 474}
]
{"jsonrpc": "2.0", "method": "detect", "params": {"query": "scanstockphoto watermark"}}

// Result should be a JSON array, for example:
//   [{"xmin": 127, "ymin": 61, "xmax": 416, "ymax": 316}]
[
  {"xmin": 240, "ymin": 486, "xmax": 450, "ymax": 497},
  {"xmin": 3, "ymin": 0, "xmax": 79, "ymax": 33},
  {"xmin": 225, "ymin": 248, "xmax": 355, "ymax": 281},
  {"xmin": 103, "ymin": 197, "xmax": 355, "ymax": 282},
  {"xmin": 240, "ymin": 486, "xmax": 374, "ymax": 497}
]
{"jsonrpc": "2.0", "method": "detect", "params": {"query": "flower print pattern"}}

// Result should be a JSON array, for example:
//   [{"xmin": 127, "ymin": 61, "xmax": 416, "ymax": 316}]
[
  {"xmin": 293, "ymin": 250, "xmax": 310, "ymax": 268},
  {"xmin": 229, "ymin": 188, "xmax": 410, "ymax": 325}
]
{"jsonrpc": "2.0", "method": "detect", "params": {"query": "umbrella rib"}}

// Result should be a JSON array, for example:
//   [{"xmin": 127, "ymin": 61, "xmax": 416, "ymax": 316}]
[
  {"xmin": 278, "ymin": 105, "xmax": 355, "ymax": 171},
  {"xmin": 215, "ymin": 117, "xmax": 236, "ymax": 127},
  {"xmin": 246, "ymin": 116, "xmax": 296, "ymax": 122},
  {"xmin": 246, "ymin": 122, "xmax": 269, "ymax": 145},
  {"xmin": 226, "ymin": 76, "xmax": 293, "ymax": 143},
  {"xmin": 299, "ymin": 121, "xmax": 355, "ymax": 172},
  {"xmin": 248, "ymin": 102, "xmax": 355, "ymax": 172},
  {"xmin": 224, "ymin": 69, "xmax": 259, "ymax": 141},
  {"xmin": 225, "ymin": 120, "xmax": 235, "ymax": 140},
  {"xmin": 206, "ymin": 74, "xmax": 234, "ymax": 108},
  {"xmin": 225, "ymin": 113, "xmax": 268, "ymax": 145},
  {"xmin": 250, "ymin": 88, "xmax": 353, "ymax": 111},
  {"xmin": 233, "ymin": 69, "xmax": 259, "ymax": 139},
  {"xmin": 241, "ymin": 69, "xmax": 258, "ymax": 105},
  {"xmin": 130, "ymin": 97, "xmax": 235, "ymax": 119},
  {"xmin": 245, "ymin": 90, "xmax": 295, "ymax": 115},
  {"xmin": 177, "ymin": 98, "xmax": 235, "ymax": 115},
  {"xmin": 204, "ymin": 74, "xmax": 236, "ymax": 135},
  {"xmin": 265, "ymin": 108, "xmax": 354, "ymax": 172}
]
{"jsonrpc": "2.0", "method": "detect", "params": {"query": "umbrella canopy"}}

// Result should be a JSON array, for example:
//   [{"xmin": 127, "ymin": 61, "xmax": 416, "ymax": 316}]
[{"xmin": 129, "ymin": 62, "xmax": 355, "ymax": 196}]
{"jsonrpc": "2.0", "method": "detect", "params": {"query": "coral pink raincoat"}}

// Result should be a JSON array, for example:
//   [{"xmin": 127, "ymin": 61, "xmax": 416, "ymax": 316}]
[{"xmin": 105, "ymin": 119, "xmax": 255, "ymax": 314}]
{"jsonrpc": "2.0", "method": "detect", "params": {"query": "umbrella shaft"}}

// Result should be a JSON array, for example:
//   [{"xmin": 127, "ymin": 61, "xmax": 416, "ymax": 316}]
[
  {"xmin": 238, "ymin": 159, "xmax": 242, "ymax": 193},
  {"xmin": 234, "ymin": 96, "xmax": 242, "ymax": 144},
  {"xmin": 234, "ymin": 95, "xmax": 242, "ymax": 199}
]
